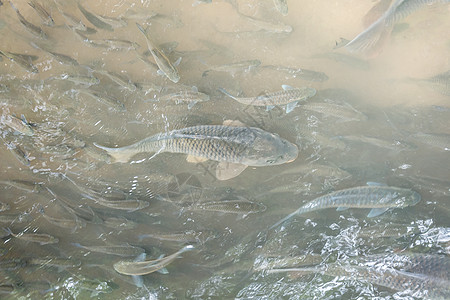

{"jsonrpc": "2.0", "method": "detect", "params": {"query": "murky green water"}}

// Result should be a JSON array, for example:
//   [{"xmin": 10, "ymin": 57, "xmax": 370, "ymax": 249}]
[{"xmin": 1, "ymin": 0, "xmax": 449, "ymax": 299}]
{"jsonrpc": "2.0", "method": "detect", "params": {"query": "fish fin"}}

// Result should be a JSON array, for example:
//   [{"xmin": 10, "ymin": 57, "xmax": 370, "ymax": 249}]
[
  {"xmin": 285, "ymin": 101, "xmax": 298, "ymax": 113},
  {"xmin": 269, "ymin": 209, "xmax": 301, "ymax": 230},
  {"xmin": 156, "ymin": 69, "xmax": 164, "ymax": 76},
  {"xmin": 333, "ymin": 37, "xmax": 350, "ymax": 50},
  {"xmin": 367, "ymin": 207, "xmax": 389, "ymax": 217},
  {"xmin": 266, "ymin": 105, "xmax": 275, "ymax": 111},
  {"xmin": 187, "ymin": 101, "xmax": 197, "ymax": 109},
  {"xmin": 215, "ymin": 162, "xmax": 248, "ymax": 181},
  {"xmin": 132, "ymin": 275, "xmax": 144, "ymax": 288},
  {"xmin": 93, "ymin": 143, "xmax": 133, "ymax": 163},
  {"xmin": 191, "ymin": 86, "xmax": 198, "ymax": 93},
  {"xmin": 71, "ymin": 242, "xmax": 83, "ymax": 248},
  {"xmin": 173, "ymin": 57, "xmax": 182, "ymax": 67},
  {"xmin": 186, "ymin": 155, "xmax": 208, "ymax": 163},
  {"xmin": 282, "ymin": 84, "xmax": 295, "ymax": 90},
  {"xmin": 366, "ymin": 182, "xmax": 387, "ymax": 186},
  {"xmin": 223, "ymin": 119, "xmax": 246, "ymax": 127},
  {"xmin": 336, "ymin": 207, "xmax": 349, "ymax": 211},
  {"xmin": 135, "ymin": 22, "xmax": 146, "ymax": 35},
  {"xmin": 4, "ymin": 227, "xmax": 13, "ymax": 236},
  {"xmin": 157, "ymin": 267, "xmax": 169, "ymax": 274},
  {"xmin": 134, "ymin": 253, "xmax": 146, "ymax": 262},
  {"xmin": 218, "ymin": 87, "xmax": 237, "ymax": 100}
]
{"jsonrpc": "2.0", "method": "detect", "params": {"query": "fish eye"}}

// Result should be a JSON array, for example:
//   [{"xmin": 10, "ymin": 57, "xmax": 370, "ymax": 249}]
[{"xmin": 266, "ymin": 159, "xmax": 275, "ymax": 164}]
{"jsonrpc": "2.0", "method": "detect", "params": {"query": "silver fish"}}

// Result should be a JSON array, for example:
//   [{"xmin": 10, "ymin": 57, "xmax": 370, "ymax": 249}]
[
  {"xmin": 0, "ymin": 180, "xmax": 41, "ymax": 193},
  {"xmin": 6, "ymin": 228, "xmax": 59, "ymax": 245},
  {"xmin": 136, "ymin": 23, "xmax": 180, "ymax": 83},
  {"xmin": 39, "ymin": 207, "xmax": 86, "ymax": 232},
  {"xmin": 28, "ymin": 256, "xmax": 81, "ymax": 269},
  {"xmin": 77, "ymin": 89, "xmax": 126, "ymax": 112},
  {"xmin": 113, "ymin": 245, "xmax": 194, "ymax": 276},
  {"xmin": 138, "ymin": 230, "xmax": 209, "ymax": 243},
  {"xmin": 203, "ymin": 59, "xmax": 261, "ymax": 77},
  {"xmin": 237, "ymin": 12, "xmax": 292, "ymax": 33},
  {"xmin": 94, "ymin": 70, "xmax": 136, "ymax": 92},
  {"xmin": 30, "ymin": 42, "xmax": 78, "ymax": 66},
  {"xmin": 219, "ymin": 85, "xmax": 316, "ymax": 113},
  {"xmin": 90, "ymin": 197, "xmax": 149, "ymax": 211},
  {"xmin": 77, "ymin": 3, "xmax": 114, "ymax": 32},
  {"xmin": 9, "ymin": 1, "xmax": 47, "ymax": 39},
  {"xmin": 72, "ymin": 243, "xmax": 145, "ymax": 257},
  {"xmin": 1, "ymin": 114, "xmax": 34, "ymax": 135},
  {"xmin": 409, "ymin": 70, "xmax": 450, "ymax": 96},
  {"xmin": 270, "ymin": 185, "xmax": 421, "ymax": 229},
  {"xmin": 28, "ymin": 0, "xmax": 54, "ymax": 26},
  {"xmin": 188, "ymin": 200, "xmax": 266, "ymax": 215},
  {"xmin": 159, "ymin": 86, "xmax": 210, "ymax": 109},
  {"xmin": 94, "ymin": 124, "xmax": 298, "ymax": 180},
  {"xmin": 301, "ymin": 101, "xmax": 368, "ymax": 122},
  {"xmin": 0, "ymin": 50, "xmax": 39, "ymax": 73},
  {"xmin": 102, "ymin": 217, "xmax": 138, "ymax": 230}
]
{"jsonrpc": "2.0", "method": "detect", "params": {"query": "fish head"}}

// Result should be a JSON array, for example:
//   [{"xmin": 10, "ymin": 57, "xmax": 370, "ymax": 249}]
[
  {"xmin": 168, "ymin": 70, "xmax": 180, "ymax": 83},
  {"xmin": 393, "ymin": 190, "xmax": 421, "ymax": 207},
  {"xmin": 245, "ymin": 131, "xmax": 298, "ymax": 166}
]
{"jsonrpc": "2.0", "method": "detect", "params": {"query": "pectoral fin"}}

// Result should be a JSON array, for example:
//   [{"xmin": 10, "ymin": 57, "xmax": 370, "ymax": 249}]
[
  {"xmin": 157, "ymin": 267, "xmax": 169, "ymax": 274},
  {"xmin": 216, "ymin": 162, "xmax": 248, "ymax": 180},
  {"xmin": 285, "ymin": 101, "xmax": 298, "ymax": 113},
  {"xmin": 187, "ymin": 101, "xmax": 198, "ymax": 109},
  {"xmin": 132, "ymin": 275, "xmax": 144, "ymax": 288},
  {"xmin": 367, "ymin": 207, "xmax": 389, "ymax": 217},
  {"xmin": 266, "ymin": 105, "xmax": 275, "ymax": 111},
  {"xmin": 282, "ymin": 84, "xmax": 295, "ymax": 90},
  {"xmin": 186, "ymin": 155, "xmax": 208, "ymax": 163}
]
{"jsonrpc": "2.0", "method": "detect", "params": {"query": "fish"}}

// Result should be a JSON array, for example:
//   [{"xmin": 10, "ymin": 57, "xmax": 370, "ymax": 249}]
[
  {"xmin": 187, "ymin": 200, "xmax": 266, "ymax": 215},
  {"xmin": 260, "ymin": 65, "xmax": 329, "ymax": 82},
  {"xmin": 238, "ymin": 13, "xmax": 292, "ymax": 33},
  {"xmin": 39, "ymin": 207, "xmax": 86, "ymax": 232},
  {"xmin": 30, "ymin": 42, "xmax": 79, "ymax": 66},
  {"xmin": 0, "ymin": 50, "xmax": 39, "ymax": 73},
  {"xmin": 136, "ymin": 23, "xmax": 181, "ymax": 83},
  {"xmin": 113, "ymin": 245, "xmax": 194, "ymax": 276},
  {"xmin": 0, "ymin": 213, "xmax": 32, "ymax": 224},
  {"xmin": 337, "ymin": 135, "xmax": 414, "ymax": 151},
  {"xmin": 411, "ymin": 133, "xmax": 450, "ymax": 151},
  {"xmin": 94, "ymin": 123, "xmax": 299, "ymax": 180},
  {"xmin": 268, "ymin": 263, "xmax": 450, "ymax": 299},
  {"xmin": 28, "ymin": 0, "xmax": 54, "ymax": 26},
  {"xmin": 159, "ymin": 86, "xmax": 210, "ymax": 109},
  {"xmin": 138, "ymin": 230, "xmax": 210, "ymax": 243},
  {"xmin": 408, "ymin": 70, "xmax": 450, "ymax": 96},
  {"xmin": 301, "ymin": 101, "xmax": 368, "ymax": 122},
  {"xmin": 72, "ymin": 243, "xmax": 145, "ymax": 257},
  {"xmin": 219, "ymin": 85, "xmax": 316, "ymax": 113},
  {"xmin": 273, "ymin": 0, "xmax": 288, "ymax": 16},
  {"xmin": 345, "ymin": 0, "xmax": 450, "ymax": 55},
  {"xmin": 0, "ymin": 180, "xmax": 41, "ymax": 193},
  {"xmin": 202, "ymin": 59, "xmax": 261, "ymax": 77},
  {"xmin": 0, "ymin": 202, "xmax": 10, "ymax": 212},
  {"xmin": 9, "ymin": 1, "xmax": 47, "ymax": 39},
  {"xmin": 0, "ymin": 258, "xmax": 26, "ymax": 270},
  {"xmin": 60, "ymin": 74, "xmax": 100, "ymax": 86},
  {"xmin": 77, "ymin": 3, "xmax": 114, "ymax": 31},
  {"xmin": 1, "ymin": 114, "xmax": 34, "ymax": 135},
  {"xmin": 270, "ymin": 184, "xmax": 421, "ymax": 229},
  {"xmin": 102, "ymin": 217, "xmax": 138, "ymax": 230},
  {"xmin": 88, "ymin": 197, "xmax": 150, "ymax": 211},
  {"xmin": 6, "ymin": 228, "xmax": 59, "ymax": 245},
  {"xmin": 93, "ymin": 70, "xmax": 137, "ymax": 92},
  {"xmin": 77, "ymin": 89, "xmax": 126, "ymax": 112},
  {"xmin": 85, "ymin": 38, "xmax": 139, "ymax": 51},
  {"xmin": 27, "ymin": 256, "xmax": 82, "ymax": 269}
]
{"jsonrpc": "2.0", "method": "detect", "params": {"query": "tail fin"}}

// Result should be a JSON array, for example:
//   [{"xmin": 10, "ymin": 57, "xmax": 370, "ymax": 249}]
[
  {"xmin": 93, "ymin": 143, "xmax": 134, "ymax": 163},
  {"xmin": 218, "ymin": 88, "xmax": 237, "ymax": 100},
  {"xmin": 269, "ymin": 208, "xmax": 300, "ymax": 230}
]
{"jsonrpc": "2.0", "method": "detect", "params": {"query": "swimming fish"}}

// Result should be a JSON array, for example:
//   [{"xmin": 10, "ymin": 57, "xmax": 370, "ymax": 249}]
[
  {"xmin": 94, "ymin": 123, "xmax": 298, "ymax": 180},
  {"xmin": 113, "ymin": 245, "xmax": 194, "ymax": 276},
  {"xmin": 270, "ymin": 184, "xmax": 421, "ymax": 229},
  {"xmin": 28, "ymin": 0, "xmax": 54, "ymax": 26},
  {"xmin": 77, "ymin": 2, "xmax": 114, "ymax": 31},
  {"xmin": 136, "ymin": 23, "xmax": 181, "ymax": 83},
  {"xmin": 219, "ymin": 85, "xmax": 316, "ymax": 113},
  {"xmin": 72, "ymin": 243, "xmax": 145, "ymax": 257},
  {"xmin": 6, "ymin": 228, "xmax": 59, "ymax": 245},
  {"xmin": 1, "ymin": 114, "xmax": 34, "ymax": 135},
  {"xmin": 159, "ymin": 86, "xmax": 210, "ymax": 109},
  {"xmin": 9, "ymin": 1, "xmax": 47, "ymax": 39},
  {"xmin": 187, "ymin": 199, "xmax": 266, "ymax": 215}
]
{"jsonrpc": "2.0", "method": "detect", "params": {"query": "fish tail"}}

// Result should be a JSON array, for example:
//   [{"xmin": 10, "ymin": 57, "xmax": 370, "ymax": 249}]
[
  {"xmin": 4, "ymin": 227, "xmax": 13, "ymax": 236},
  {"xmin": 8, "ymin": 1, "xmax": 19, "ymax": 13},
  {"xmin": 93, "ymin": 143, "xmax": 134, "ymax": 163},
  {"xmin": 135, "ymin": 22, "xmax": 146, "ymax": 35},
  {"xmin": 269, "ymin": 208, "xmax": 301, "ymax": 230},
  {"xmin": 218, "ymin": 88, "xmax": 237, "ymax": 100}
]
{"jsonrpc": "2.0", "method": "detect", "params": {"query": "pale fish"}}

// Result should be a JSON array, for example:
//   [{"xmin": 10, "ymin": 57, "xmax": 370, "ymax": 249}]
[
  {"xmin": 1, "ymin": 114, "xmax": 33, "ymax": 135},
  {"xmin": 136, "ymin": 23, "xmax": 181, "ymax": 83},
  {"xmin": 159, "ymin": 86, "xmax": 210, "ymax": 109},
  {"xmin": 72, "ymin": 243, "xmax": 145, "ymax": 257},
  {"xmin": 94, "ymin": 123, "xmax": 298, "ymax": 180},
  {"xmin": 270, "ymin": 184, "xmax": 421, "ymax": 229},
  {"xmin": 219, "ymin": 85, "xmax": 316, "ymax": 113},
  {"xmin": 28, "ymin": 0, "xmax": 54, "ymax": 26},
  {"xmin": 113, "ymin": 245, "xmax": 194, "ymax": 276},
  {"xmin": 77, "ymin": 3, "xmax": 114, "ymax": 31},
  {"xmin": 6, "ymin": 228, "xmax": 59, "ymax": 245},
  {"xmin": 9, "ymin": 1, "xmax": 47, "ymax": 39}
]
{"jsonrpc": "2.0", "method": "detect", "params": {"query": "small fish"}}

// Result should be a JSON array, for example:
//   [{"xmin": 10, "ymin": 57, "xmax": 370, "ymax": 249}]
[
  {"xmin": 408, "ymin": 70, "xmax": 450, "ymax": 96},
  {"xmin": 0, "ymin": 258, "xmax": 26, "ymax": 270},
  {"xmin": 58, "ymin": 9, "xmax": 88, "ymax": 31},
  {"xmin": 93, "ymin": 14, "xmax": 127, "ymax": 29},
  {"xmin": 1, "ymin": 114, "xmax": 34, "ymax": 135},
  {"xmin": 94, "ymin": 124, "xmax": 298, "ymax": 180},
  {"xmin": 30, "ymin": 42, "xmax": 78, "ymax": 66},
  {"xmin": 28, "ymin": 0, "xmax": 54, "ymax": 26},
  {"xmin": 202, "ymin": 59, "xmax": 261, "ymax": 77},
  {"xmin": 410, "ymin": 133, "xmax": 450, "ymax": 151},
  {"xmin": 27, "ymin": 256, "xmax": 82, "ymax": 269},
  {"xmin": 236, "ymin": 11, "xmax": 292, "ymax": 33},
  {"xmin": 77, "ymin": 3, "xmax": 114, "ymax": 31},
  {"xmin": 159, "ymin": 86, "xmax": 210, "ymax": 109},
  {"xmin": 113, "ymin": 245, "xmax": 194, "ymax": 276},
  {"xmin": 9, "ymin": 1, "xmax": 47, "ymax": 39},
  {"xmin": 270, "ymin": 184, "xmax": 421, "ymax": 229},
  {"xmin": 86, "ymin": 38, "xmax": 139, "ymax": 51},
  {"xmin": 273, "ymin": 0, "xmax": 288, "ymax": 16},
  {"xmin": 77, "ymin": 89, "xmax": 126, "ymax": 112},
  {"xmin": 89, "ymin": 197, "xmax": 149, "ymax": 211},
  {"xmin": 136, "ymin": 23, "xmax": 181, "ymax": 83},
  {"xmin": 39, "ymin": 207, "xmax": 86, "ymax": 232},
  {"xmin": 94, "ymin": 70, "xmax": 136, "ymax": 92},
  {"xmin": 6, "ymin": 228, "xmax": 59, "ymax": 245},
  {"xmin": 0, "ymin": 50, "xmax": 39, "ymax": 73},
  {"xmin": 72, "ymin": 243, "xmax": 145, "ymax": 257},
  {"xmin": 60, "ymin": 74, "xmax": 100, "ymax": 86},
  {"xmin": 0, "ymin": 213, "xmax": 32, "ymax": 224},
  {"xmin": 188, "ymin": 200, "xmax": 266, "ymax": 215},
  {"xmin": 301, "ymin": 101, "xmax": 368, "ymax": 122},
  {"xmin": 138, "ymin": 230, "xmax": 209, "ymax": 243},
  {"xmin": 219, "ymin": 85, "xmax": 316, "ymax": 113},
  {"xmin": 0, "ymin": 180, "xmax": 40, "ymax": 193},
  {"xmin": 102, "ymin": 217, "xmax": 138, "ymax": 230}
]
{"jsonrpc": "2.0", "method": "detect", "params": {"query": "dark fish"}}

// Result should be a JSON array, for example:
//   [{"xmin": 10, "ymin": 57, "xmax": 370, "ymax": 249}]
[
  {"xmin": 77, "ymin": 3, "xmax": 114, "ymax": 31},
  {"xmin": 9, "ymin": 1, "xmax": 47, "ymax": 39},
  {"xmin": 28, "ymin": 0, "xmax": 54, "ymax": 26}
]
